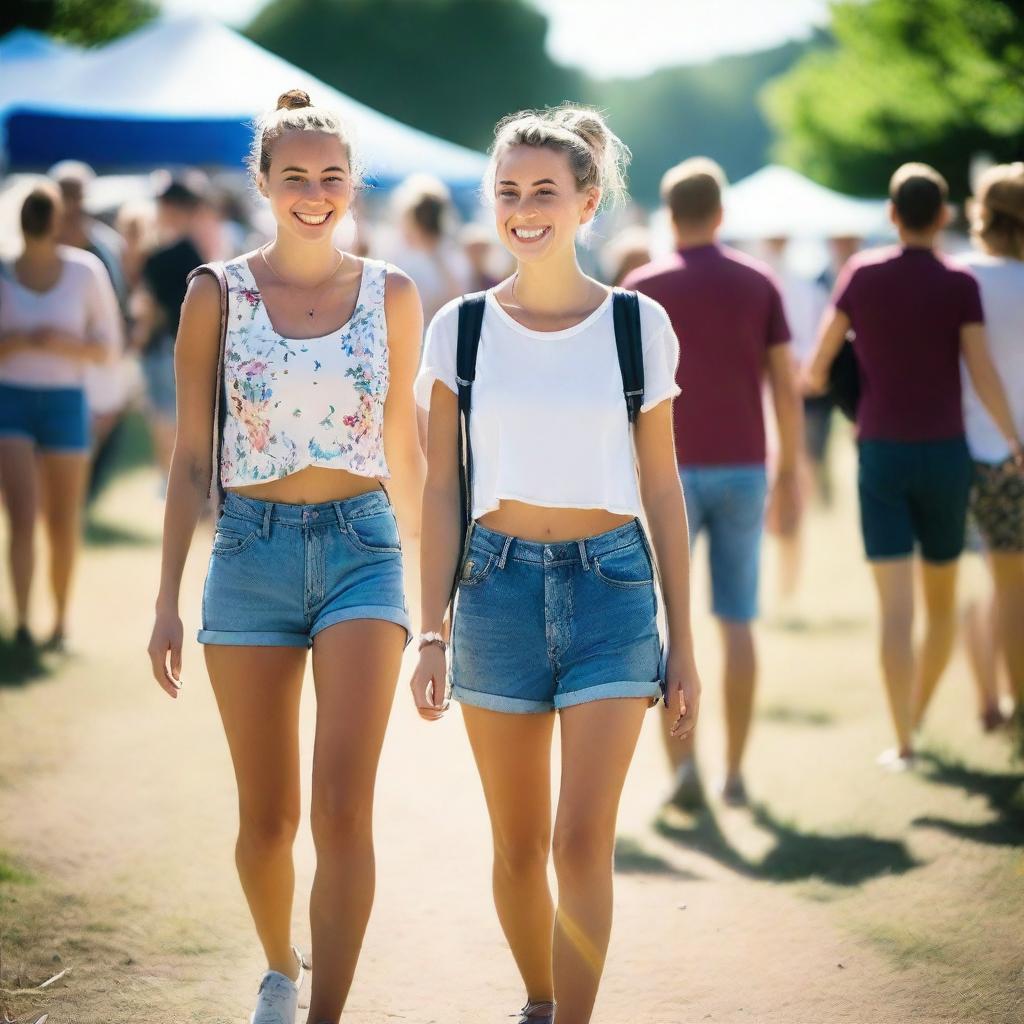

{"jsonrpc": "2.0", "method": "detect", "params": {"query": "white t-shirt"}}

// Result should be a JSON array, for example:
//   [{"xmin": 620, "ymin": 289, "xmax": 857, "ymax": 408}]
[
  {"xmin": 0, "ymin": 246, "xmax": 122, "ymax": 391},
  {"xmin": 959, "ymin": 252, "xmax": 1024, "ymax": 463},
  {"xmin": 415, "ymin": 289, "xmax": 681, "ymax": 520}
]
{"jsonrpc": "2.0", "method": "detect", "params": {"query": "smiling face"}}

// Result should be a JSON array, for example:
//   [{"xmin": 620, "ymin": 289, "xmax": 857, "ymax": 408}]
[
  {"xmin": 259, "ymin": 129, "xmax": 354, "ymax": 242},
  {"xmin": 493, "ymin": 144, "xmax": 600, "ymax": 265}
]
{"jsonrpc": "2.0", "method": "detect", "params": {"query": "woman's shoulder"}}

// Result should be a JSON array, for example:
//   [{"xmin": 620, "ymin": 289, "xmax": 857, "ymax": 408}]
[
  {"xmin": 631, "ymin": 289, "xmax": 673, "ymax": 335},
  {"xmin": 59, "ymin": 244, "xmax": 108, "ymax": 284}
]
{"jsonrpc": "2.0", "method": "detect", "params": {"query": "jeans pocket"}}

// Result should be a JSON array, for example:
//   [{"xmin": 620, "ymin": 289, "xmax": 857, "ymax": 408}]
[
  {"xmin": 212, "ymin": 515, "xmax": 258, "ymax": 556},
  {"xmin": 592, "ymin": 543, "xmax": 654, "ymax": 589},
  {"xmin": 345, "ymin": 510, "xmax": 402, "ymax": 553}
]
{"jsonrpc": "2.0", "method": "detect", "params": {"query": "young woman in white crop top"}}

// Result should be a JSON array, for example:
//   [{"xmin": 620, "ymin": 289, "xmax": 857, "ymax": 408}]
[
  {"xmin": 410, "ymin": 106, "xmax": 702, "ymax": 1024},
  {"xmin": 147, "ymin": 91, "xmax": 424, "ymax": 1024}
]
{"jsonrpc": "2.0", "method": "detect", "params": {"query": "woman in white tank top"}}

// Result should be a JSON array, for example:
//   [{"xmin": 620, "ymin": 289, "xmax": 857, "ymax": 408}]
[
  {"xmin": 410, "ymin": 107, "xmax": 703, "ymax": 1024},
  {"xmin": 147, "ymin": 91, "xmax": 424, "ymax": 1024}
]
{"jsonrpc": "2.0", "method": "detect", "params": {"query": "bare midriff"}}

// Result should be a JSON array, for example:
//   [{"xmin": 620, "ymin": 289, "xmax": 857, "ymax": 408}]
[
  {"xmin": 478, "ymin": 499, "xmax": 634, "ymax": 543},
  {"xmin": 227, "ymin": 465, "xmax": 384, "ymax": 506}
]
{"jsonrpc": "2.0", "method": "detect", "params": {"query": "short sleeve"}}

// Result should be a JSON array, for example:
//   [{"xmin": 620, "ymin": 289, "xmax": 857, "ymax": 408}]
[
  {"xmin": 765, "ymin": 276, "xmax": 790, "ymax": 348},
  {"xmin": 414, "ymin": 298, "xmax": 460, "ymax": 409},
  {"xmin": 960, "ymin": 271, "xmax": 985, "ymax": 326},
  {"xmin": 637, "ymin": 297, "xmax": 681, "ymax": 413}
]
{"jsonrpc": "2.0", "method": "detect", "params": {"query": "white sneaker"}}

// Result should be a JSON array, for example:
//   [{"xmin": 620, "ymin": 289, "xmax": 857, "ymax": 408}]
[
  {"xmin": 250, "ymin": 946, "xmax": 305, "ymax": 1024},
  {"xmin": 876, "ymin": 747, "xmax": 916, "ymax": 773}
]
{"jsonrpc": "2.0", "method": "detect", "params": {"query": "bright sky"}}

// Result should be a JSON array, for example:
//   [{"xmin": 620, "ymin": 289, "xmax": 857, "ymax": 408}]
[{"xmin": 156, "ymin": 0, "xmax": 831, "ymax": 78}]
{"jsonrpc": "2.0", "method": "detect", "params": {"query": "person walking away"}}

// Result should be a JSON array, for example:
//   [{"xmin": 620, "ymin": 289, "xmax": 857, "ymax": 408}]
[
  {"xmin": 805, "ymin": 163, "xmax": 1023, "ymax": 769},
  {"xmin": 0, "ymin": 183, "xmax": 121, "ymax": 649},
  {"xmin": 624, "ymin": 158, "xmax": 803, "ymax": 809},
  {"xmin": 957, "ymin": 162, "xmax": 1024, "ymax": 737}
]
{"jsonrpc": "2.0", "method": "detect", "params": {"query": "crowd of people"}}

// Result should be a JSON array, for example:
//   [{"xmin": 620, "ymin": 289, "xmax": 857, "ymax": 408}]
[{"xmin": 0, "ymin": 88, "xmax": 1021, "ymax": 1024}]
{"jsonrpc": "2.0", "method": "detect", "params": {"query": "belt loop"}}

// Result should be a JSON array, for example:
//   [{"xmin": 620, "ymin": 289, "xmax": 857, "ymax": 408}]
[
  {"xmin": 261, "ymin": 503, "xmax": 272, "ymax": 540},
  {"xmin": 332, "ymin": 501, "xmax": 346, "ymax": 529},
  {"xmin": 578, "ymin": 538, "xmax": 590, "ymax": 571},
  {"xmin": 498, "ymin": 535, "xmax": 513, "ymax": 569}
]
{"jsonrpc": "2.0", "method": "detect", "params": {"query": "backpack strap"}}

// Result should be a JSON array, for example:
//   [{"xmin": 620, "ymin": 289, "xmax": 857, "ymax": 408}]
[
  {"xmin": 612, "ymin": 288, "xmax": 644, "ymax": 424},
  {"xmin": 185, "ymin": 261, "xmax": 229, "ymax": 505},
  {"xmin": 451, "ymin": 291, "xmax": 487, "ymax": 608}
]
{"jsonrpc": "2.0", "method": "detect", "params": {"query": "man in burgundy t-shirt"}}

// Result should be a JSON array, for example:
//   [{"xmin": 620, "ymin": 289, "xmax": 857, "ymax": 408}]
[
  {"xmin": 807, "ymin": 162, "xmax": 1021, "ymax": 770},
  {"xmin": 624, "ymin": 157, "xmax": 804, "ymax": 810}
]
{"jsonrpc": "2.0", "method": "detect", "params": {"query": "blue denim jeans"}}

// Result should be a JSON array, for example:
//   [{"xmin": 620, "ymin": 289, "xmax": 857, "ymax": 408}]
[
  {"xmin": 679, "ymin": 464, "xmax": 768, "ymax": 622},
  {"xmin": 198, "ymin": 490, "xmax": 410, "ymax": 648},
  {"xmin": 450, "ymin": 520, "xmax": 664, "ymax": 714}
]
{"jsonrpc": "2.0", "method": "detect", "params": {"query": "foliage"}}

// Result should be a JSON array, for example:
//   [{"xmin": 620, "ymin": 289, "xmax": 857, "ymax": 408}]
[
  {"xmin": 4, "ymin": 0, "xmax": 157, "ymax": 45},
  {"xmin": 763, "ymin": 0, "xmax": 1024, "ymax": 198}
]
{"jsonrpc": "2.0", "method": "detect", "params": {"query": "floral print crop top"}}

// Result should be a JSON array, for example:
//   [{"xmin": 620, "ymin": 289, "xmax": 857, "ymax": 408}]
[{"xmin": 219, "ymin": 256, "xmax": 390, "ymax": 487}]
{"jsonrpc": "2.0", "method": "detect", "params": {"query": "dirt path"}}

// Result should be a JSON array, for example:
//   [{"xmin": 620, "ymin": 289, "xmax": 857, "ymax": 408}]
[{"xmin": 1, "ymin": 461, "xmax": 1021, "ymax": 1024}]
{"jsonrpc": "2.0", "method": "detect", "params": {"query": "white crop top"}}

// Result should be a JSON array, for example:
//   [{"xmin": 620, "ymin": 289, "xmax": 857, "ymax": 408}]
[
  {"xmin": 219, "ymin": 256, "xmax": 391, "ymax": 487},
  {"xmin": 414, "ymin": 289, "xmax": 681, "ymax": 519}
]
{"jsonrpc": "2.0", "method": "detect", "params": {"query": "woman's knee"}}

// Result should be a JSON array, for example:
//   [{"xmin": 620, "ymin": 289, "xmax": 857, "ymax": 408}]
[
  {"xmin": 237, "ymin": 805, "xmax": 300, "ymax": 855},
  {"xmin": 310, "ymin": 794, "xmax": 373, "ymax": 853},
  {"xmin": 552, "ymin": 820, "xmax": 615, "ymax": 881},
  {"xmin": 494, "ymin": 828, "xmax": 550, "ymax": 879}
]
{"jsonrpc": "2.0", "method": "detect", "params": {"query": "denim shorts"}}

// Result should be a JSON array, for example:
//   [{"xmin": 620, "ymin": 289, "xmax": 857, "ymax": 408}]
[
  {"xmin": 198, "ymin": 490, "xmax": 410, "ymax": 648},
  {"xmin": 141, "ymin": 344, "xmax": 176, "ymax": 417},
  {"xmin": 0, "ymin": 382, "xmax": 90, "ymax": 452},
  {"xmin": 679, "ymin": 464, "xmax": 767, "ymax": 623},
  {"xmin": 858, "ymin": 437, "xmax": 972, "ymax": 563},
  {"xmin": 450, "ymin": 520, "xmax": 664, "ymax": 714}
]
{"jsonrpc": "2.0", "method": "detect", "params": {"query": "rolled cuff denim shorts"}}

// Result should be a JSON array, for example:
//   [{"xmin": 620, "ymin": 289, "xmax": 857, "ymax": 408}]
[
  {"xmin": 450, "ymin": 520, "xmax": 664, "ymax": 714},
  {"xmin": 198, "ymin": 490, "xmax": 411, "ymax": 648}
]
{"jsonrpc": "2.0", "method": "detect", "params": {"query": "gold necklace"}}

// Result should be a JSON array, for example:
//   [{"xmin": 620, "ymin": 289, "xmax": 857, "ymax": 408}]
[{"xmin": 260, "ymin": 245, "xmax": 344, "ymax": 319}]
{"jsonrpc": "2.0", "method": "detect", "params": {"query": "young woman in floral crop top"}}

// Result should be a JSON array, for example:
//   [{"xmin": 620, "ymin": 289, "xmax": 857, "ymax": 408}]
[{"xmin": 147, "ymin": 90, "xmax": 423, "ymax": 1024}]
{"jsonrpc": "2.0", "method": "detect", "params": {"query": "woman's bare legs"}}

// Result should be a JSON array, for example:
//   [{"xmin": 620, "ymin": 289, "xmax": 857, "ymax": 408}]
[
  {"xmin": 0, "ymin": 439, "xmax": 38, "ymax": 630},
  {"xmin": 206, "ymin": 644, "xmax": 306, "ymax": 979},
  {"xmin": 462, "ymin": 705, "xmax": 557, "ymax": 1006},
  {"xmin": 552, "ymin": 698, "xmax": 647, "ymax": 1024},
  {"xmin": 990, "ymin": 551, "xmax": 1024, "ymax": 710},
  {"xmin": 304, "ymin": 619, "xmax": 405, "ymax": 1024},
  {"xmin": 37, "ymin": 450, "xmax": 89, "ymax": 639}
]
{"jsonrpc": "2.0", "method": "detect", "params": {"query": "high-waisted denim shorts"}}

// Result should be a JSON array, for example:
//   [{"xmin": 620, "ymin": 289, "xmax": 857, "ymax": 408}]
[
  {"xmin": 0, "ymin": 383, "xmax": 90, "ymax": 452},
  {"xmin": 198, "ymin": 490, "xmax": 410, "ymax": 648},
  {"xmin": 450, "ymin": 520, "xmax": 664, "ymax": 713}
]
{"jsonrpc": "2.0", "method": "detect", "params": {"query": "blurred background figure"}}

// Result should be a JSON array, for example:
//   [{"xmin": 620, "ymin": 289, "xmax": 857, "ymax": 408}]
[
  {"xmin": 958, "ymin": 162, "xmax": 1024, "ymax": 732},
  {"xmin": 601, "ymin": 224, "xmax": 653, "ymax": 286},
  {"xmin": 131, "ymin": 173, "xmax": 205, "ymax": 481},
  {"xmin": 384, "ymin": 173, "xmax": 471, "ymax": 325},
  {"xmin": 761, "ymin": 235, "xmax": 829, "ymax": 619},
  {"xmin": 625, "ymin": 158, "xmax": 803, "ymax": 810},
  {"xmin": 458, "ymin": 221, "xmax": 504, "ymax": 292},
  {"xmin": 49, "ymin": 161, "xmax": 135, "ymax": 502},
  {"xmin": 0, "ymin": 183, "xmax": 122, "ymax": 649}
]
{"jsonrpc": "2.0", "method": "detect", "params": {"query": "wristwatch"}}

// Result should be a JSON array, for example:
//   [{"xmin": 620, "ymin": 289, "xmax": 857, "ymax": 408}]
[{"xmin": 417, "ymin": 631, "xmax": 448, "ymax": 652}]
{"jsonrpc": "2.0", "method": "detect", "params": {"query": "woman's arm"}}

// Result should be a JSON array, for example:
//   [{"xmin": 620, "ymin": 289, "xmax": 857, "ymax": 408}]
[
  {"xmin": 962, "ymin": 323, "xmax": 1024, "ymax": 464},
  {"xmin": 382, "ymin": 268, "xmax": 426, "ymax": 542},
  {"xmin": 408, "ymin": 381, "xmax": 463, "ymax": 721},
  {"xmin": 0, "ymin": 331, "xmax": 37, "ymax": 361},
  {"xmin": 635, "ymin": 400, "xmax": 701, "ymax": 739},
  {"xmin": 36, "ymin": 329, "xmax": 110, "ymax": 364},
  {"xmin": 146, "ymin": 273, "xmax": 222, "ymax": 697},
  {"xmin": 765, "ymin": 344, "xmax": 805, "ymax": 536},
  {"xmin": 804, "ymin": 307, "xmax": 851, "ymax": 395}
]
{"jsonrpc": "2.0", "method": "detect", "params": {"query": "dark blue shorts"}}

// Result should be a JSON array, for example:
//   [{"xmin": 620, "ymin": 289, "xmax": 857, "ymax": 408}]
[
  {"xmin": 858, "ymin": 437, "xmax": 972, "ymax": 563},
  {"xmin": 0, "ymin": 383, "xmax": 90, "ymax": 452}
]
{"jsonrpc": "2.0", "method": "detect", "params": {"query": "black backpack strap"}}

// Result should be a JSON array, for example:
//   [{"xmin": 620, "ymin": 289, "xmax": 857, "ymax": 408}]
[
  {"xmin": 612, "ymin": 288, "xmax": 644, "ymax": 424},
  {"xmin": 451, "ymin": 291, "xmax": 487, "ymax": 608},
  {"xmin": 186, "ymin": 261, "xmax": 229, "ymax": 505}
]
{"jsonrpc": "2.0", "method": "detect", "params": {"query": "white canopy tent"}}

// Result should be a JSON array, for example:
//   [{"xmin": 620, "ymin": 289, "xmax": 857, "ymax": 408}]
[{"xmin": 1, "ymin": 17, "xmax": 487, "ymax": 189}]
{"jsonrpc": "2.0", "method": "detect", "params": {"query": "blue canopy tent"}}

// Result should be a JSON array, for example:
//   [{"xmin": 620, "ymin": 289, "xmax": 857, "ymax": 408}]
[
  {"xmin": 1, "ymin": 17, "xmax": 487, "ymax": 190},
  {"xmin": 0, "ymin": 27, "xmax": 81, "ymax": 60}
]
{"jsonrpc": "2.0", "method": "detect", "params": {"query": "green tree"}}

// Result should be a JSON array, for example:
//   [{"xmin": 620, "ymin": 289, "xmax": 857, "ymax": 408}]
[
  {"xmin": 4, "ymin": 0, "xmax": 157, "ymax": 45},
  {"xmin": 246, "ymin": 0, "xmax": 583, "ymax": 153},
  {"xmin": 763, "ymin": 0, "xmax": 1024, "ymax": 197}
]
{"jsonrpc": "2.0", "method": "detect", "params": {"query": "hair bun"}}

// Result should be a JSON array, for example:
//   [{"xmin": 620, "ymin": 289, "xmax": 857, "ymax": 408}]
[{"xmin": 276, "ymin": 89, "xmax": 312, "ymax": 112}]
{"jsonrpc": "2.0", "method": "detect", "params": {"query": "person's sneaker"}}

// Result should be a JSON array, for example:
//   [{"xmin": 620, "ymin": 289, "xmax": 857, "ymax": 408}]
[
  {"xmin": 14, "ymin": 625, "xmax": 34, "ymax": 649},
  {"xmin": 250, "ymin": 946, "xmax": 305, "ymax": 1024},
  {"xmin": 515, "ymin": 1000, "xmax": 556, "ymax": 1023},
  {"xmin": 719, "ymin": 774, "xmax": 749, "ymax": 808},
  {"xmin": 666, "ymin": 758, "xmax": 706, "ymax": 812},
  {"xmin": 876, "ymin": 747, "xmax": 916, "ymax": 773}
]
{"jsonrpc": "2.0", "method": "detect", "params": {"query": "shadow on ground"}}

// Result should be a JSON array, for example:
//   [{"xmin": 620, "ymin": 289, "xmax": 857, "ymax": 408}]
[
  {"xmin": 912, "ymin": 751, "xmax": 1024, "ymax": 848},
  {"xmin": 758, "ymin": 704, "xmax": 835, "ymax": 727},
  {"xmin": 614, "ymin": 836, "xmax": 702, "ymax": 879},
  {"xmin": 84, "ymin": 517, "xmax": 159, "ymax": 548},
  {"xmin": 655, "ymin": 803, "xmax": 918, "ymax": 886},
  {"xmin": 0, "ymin": 635, "xmax": 57, "ymax": 688}
]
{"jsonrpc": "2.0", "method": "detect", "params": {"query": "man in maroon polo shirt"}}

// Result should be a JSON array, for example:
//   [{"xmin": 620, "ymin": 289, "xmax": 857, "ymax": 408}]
[
  {"xmin": 624, "ymin": 158, "xmax": 804, "ymax": 808},
  {"xmin": 807, "ymin": 163, "xmax": 1022, "ymax": 771}
]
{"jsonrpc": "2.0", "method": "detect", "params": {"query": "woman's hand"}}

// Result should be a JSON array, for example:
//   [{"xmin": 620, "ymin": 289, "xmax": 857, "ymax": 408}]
[
  {"xmin": 148, "ymin": 606, "xmax": 184, "ymax": 699},
  {"xmin": 409, "ymin": 644, "xmax": 449, "ymax": 722},
  {"xmin": 664, "ymin": 647, "xmax": 701, "ymax": 740}
]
